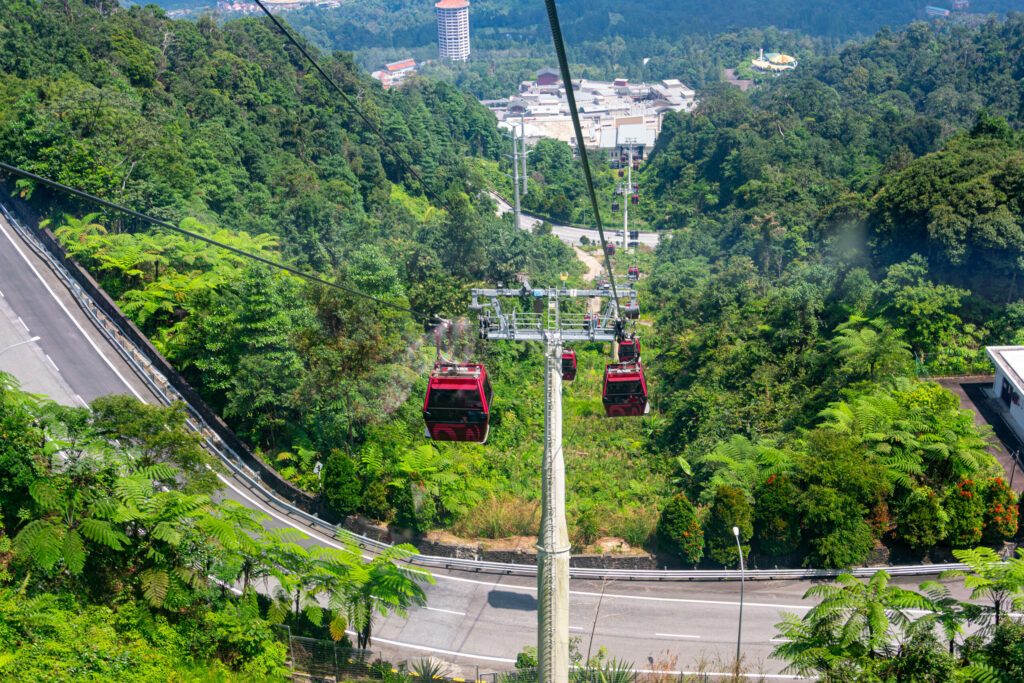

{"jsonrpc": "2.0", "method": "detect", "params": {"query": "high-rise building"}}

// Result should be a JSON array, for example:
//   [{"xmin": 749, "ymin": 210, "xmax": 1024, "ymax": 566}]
[{"xmin": 435, "ymin": 0, "xmax": 470, "ymax": 62}]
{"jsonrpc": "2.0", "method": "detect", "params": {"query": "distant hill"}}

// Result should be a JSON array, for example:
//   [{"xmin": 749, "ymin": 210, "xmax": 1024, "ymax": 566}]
[{"xmin": 282, "ymin": 0, "xmax": 1018, "ymax": 54}]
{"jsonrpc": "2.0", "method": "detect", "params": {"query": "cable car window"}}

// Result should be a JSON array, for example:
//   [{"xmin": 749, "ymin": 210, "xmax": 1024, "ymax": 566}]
[
  {"xmin": 606, "ymin": 381, "xmax": 643, "ymax": 397},
  {"xmin": 483, "ymin": 377, "xmax": 493, "ymax": 406},
  {"xmin": 428, "ymin": 388, "xmax": 482, "ymax": 410}
]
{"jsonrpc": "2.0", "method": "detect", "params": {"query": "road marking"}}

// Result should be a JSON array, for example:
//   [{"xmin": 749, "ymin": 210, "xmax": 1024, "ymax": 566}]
[
  {"xmin": 770, "ymin": 638, "xmax": 791, "ymax": 643},
  {"xmin": 654, "ymin": 632, "xmax": 701, "ymax": 639},
  {"xmin": 16, "ymin": 316, "xmax": 29, "ymax": 332},
  {"xmin": 569, "ymin": 626, "xmax": 586, "ymax": 631},
  {"xmin": 344, "ymin": 630, "xmax": 517, "ymax": 664},
  {"xmin": 74, "ymin": 394, "xmax": 89, "ymax": 408},
  {"xmin": 218, "ymin": 473, "xmax": 813, "ymax": 612},
  {"xmin": 0, "ymin": 219, "xmax": 145, "ymax": 402},
  {"xmin": 0, "ymin": 288, "xmax": 4, "ymax": 297},
  {"xmin": 424, "ymin": 606, "xmax": 466, "ymax": 616},
  {"xmin": 45, "ymin": 354, "xmax": 59, "ymax": 372},
  {"xmin": 584, "ymin": 590, "xmax": 810, "ymax": 611}
]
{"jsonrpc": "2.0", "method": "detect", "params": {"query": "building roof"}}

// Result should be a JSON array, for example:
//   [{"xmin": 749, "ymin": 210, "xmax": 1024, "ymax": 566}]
[
  {"xmin": 435, "ymin": 0, "xmax": 469, "ymax": 8},
  {"xmin": 385, "ymin": 59, "xmax": 416, "ymax": 72},
  {"xmin": 990, "ymin": 346, "xmax": 1024, "ymax": 390},
  {"xmin": 537, "ymin": 68, "xmax": 560, "ymax": 78}
]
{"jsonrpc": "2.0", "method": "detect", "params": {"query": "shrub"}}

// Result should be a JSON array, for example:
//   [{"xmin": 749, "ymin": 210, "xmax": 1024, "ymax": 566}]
[
  {"xmin": 896, "ymin": 487, "xmax": 947, "ymax": 551},
  {"xmin": 944, "ymin": 479, "xmax": 985, "ymax": 548},
  {"xmin": 361, "ymin": 478, "xmax": 392, "ymax": 522},
  {"xmin": 983, "ymin": 477, "xmax": 1018, "ymax": 542},
  {"xmin": 754, "ymin": 475, "xmax": 801, "ymax": 556},
  {"xmin": 705, "ymin": 485, "xmax": 753, "ymax": 567},
  {"xmin": 324, "ymin": 452, "xmax": 362, "ymax": 517},
  {"xmin": 800, "ymin": 485, "xmax": 875, "ymax": 568},
  {"xmin": 657, "ymin": 494, "xmax": 703, "ymax": 565}
]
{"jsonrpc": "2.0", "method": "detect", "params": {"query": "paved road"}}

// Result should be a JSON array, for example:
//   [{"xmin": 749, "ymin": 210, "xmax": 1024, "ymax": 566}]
[
  {"xmin": 0, "ymin": 215, "xmax": 153, "ymax": 404},
  {"xmin": 0, "ymin": 210, "xmax": 960, "ymax": 680},
  {"xmin": 490, "ymin": 192, "xmax": 661, "ymax": 248}
]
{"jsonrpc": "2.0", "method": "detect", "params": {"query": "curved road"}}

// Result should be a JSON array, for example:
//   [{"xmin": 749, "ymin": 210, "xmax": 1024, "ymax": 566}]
[
  {"xmin": 0, "ymin": 210, "xmax": 951, "ymax": 679},
  {"xmin": 490, "ymin": 192, "xmax": 661, "ymax": 248}
]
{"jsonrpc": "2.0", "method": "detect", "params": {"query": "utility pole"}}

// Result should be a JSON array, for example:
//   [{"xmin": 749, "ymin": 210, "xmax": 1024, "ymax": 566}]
[
  {"xmin": 470, "ymin": 283, "xmax": 637, "ymax": 683},
  {"xmin": 538, "ymin": 332, "xmax": 569, "ymax": 681},
  {"xmin": 520, "ymin": 112, "xmax": 529, "ymax": 197},
  {"xmin": 511, "ymin": 126, "xmax": 522, "ymax": 231},
  {"xmin": 623, "ymin": 143, "xmax": 632, "ymax": 247}
]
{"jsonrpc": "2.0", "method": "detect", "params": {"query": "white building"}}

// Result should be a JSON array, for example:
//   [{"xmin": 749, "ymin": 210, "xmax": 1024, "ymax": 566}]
[
  {"xmin": 987, "ymin": 346, "xmax": 1024, "ymax": 438},
  {"xmin": 435, "ymin": 0, "xmax": 470, "ymax": 62},
  {"xmin": 492, "ymin": 73, "xmax": 696, "ymax": 154}
]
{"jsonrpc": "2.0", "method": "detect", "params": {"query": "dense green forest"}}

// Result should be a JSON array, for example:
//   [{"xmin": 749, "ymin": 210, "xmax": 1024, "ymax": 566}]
[
  {"xmin": 0, "ymin": 372, "xmax": 430, "ymax": 679},
  {"xmin": 638, "ymin": 16, "xmax": 1024, "ymax": 568},
  {"xmin": 4, "ymin": 1, "xmax": 1024, "ymax": 573},
  {"xmin": 285, "ymin": 0, "xmax": 1016, "ymax": 98}
]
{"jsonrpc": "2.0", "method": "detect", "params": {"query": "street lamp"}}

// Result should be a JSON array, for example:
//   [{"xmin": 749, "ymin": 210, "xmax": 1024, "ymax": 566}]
[
  {"xmin": 0, "ymin": 336, "xmax": 41, "ymax": 355},
  {"xmin": 733, "ymin": 525, "xmax": 745, "ymax": 673}
]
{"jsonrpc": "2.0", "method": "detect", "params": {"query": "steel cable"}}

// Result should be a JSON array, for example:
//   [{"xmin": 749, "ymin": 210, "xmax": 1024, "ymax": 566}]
[
  {"xmin": 0, "ymin": 162, "xmax": 434, "ymax": 321},
  {"xmin": 542, "ymin": 0, "xmax": 624, "ymax": 322},
  {"xmin": 252, "ymin": 0, "xmax": 451, "ymax": 212}
]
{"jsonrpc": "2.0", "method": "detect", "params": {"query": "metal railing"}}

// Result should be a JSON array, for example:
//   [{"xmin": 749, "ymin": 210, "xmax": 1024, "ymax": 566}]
[{"xmin": 0, "ymin": 200, "xmax": 971, "ymax": 583}]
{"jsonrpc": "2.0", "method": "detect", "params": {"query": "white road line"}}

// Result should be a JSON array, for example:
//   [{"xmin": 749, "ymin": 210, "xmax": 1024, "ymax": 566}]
[
  {"xmin": 344, "ymin": 630, "xmax": 517, "ymax": 664},
  {"xmin": 74, "ymin": 394, "xmax": 89, "ymax": 408},
  {"xmin": 586, "ymin": 590, "xmax": 810, "ymax": 611},
  {"xmin": 16, "ymin": 315, "xmax": 29, "ymax": 332},
  {"xmin": 770, "ymin": 638, "xmax": 791, "ymax": 643},
  {"xmin": 424, "ymin": 606, "xmax": 466, "ymax": 616},
  {"xmin": 0, "ymin": 219, "xmax": 145, "ymax": 402},
  {"xmin": 45, "ymin": 354, "xmax": 59, "ymax": 372},
  {"xmin": 654, "ymin": 632, "xmax": 701, "ymax": 639},
  {"xmin": 0, "ymin": 288, "xmax": 5, "ymax": 297},
  {"xmin": 569, "ymin": 626, "xmax": 587, "ymax": 631},
  {"xmin": 220, "ymin": 473, "xmax": 814, "ymax": 610}
]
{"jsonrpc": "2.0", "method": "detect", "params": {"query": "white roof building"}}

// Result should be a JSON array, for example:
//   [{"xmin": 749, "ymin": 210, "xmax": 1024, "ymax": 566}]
[
  {"xmin": 988, "ymin": 346, "xmax": 1024, "ymax": 439},
  {"xmin": 490, "ymin": 71, "xmax": 696, "ymax": 151}
]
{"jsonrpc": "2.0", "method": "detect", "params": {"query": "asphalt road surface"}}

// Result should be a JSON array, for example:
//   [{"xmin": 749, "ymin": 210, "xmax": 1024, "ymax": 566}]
[
  {"xmin": 491, "ymin": 192, "xmax": 661, "ymax": 249},
  {"xmin": 0, "ymin": 209, "xmax": 959, "ymax": 680}
]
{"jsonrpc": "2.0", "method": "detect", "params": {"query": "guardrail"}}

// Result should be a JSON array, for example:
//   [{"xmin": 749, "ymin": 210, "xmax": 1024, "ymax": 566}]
[{"xmin": 1, "ymin": 199, "xmax": 970, "ymax": 582}]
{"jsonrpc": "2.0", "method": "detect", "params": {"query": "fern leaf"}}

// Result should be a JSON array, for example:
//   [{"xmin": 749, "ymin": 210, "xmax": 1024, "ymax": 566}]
[{"xmin": 62, "ymin": 528, "xmax": 86, "ymax": 574}]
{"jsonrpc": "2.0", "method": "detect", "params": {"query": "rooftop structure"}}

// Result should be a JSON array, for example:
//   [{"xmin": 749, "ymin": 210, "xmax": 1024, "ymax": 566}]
[
  {"xmin": 988, "ymin": 346, "xmax": 1024, "ymax": 441},
  {"xmin": 751, "ymin": 48, "xmax": 798, "ymax": 73},
  {"xmin": 490, "ymin": 73, "xmax": 696, "ymax": 157},
  {"xmin": 753, "ymin": 48, "xmax": 798, "ymax": 72},
  {"xmin": 370, "ymin": 58, "xmax": 417, "ymax": 90},
  {"xmin": 925, "ymin": 5, "xmax": 952, "ymax": 17},
  {"xmin": 436, "ymin": 0, "xmax": 470, "ymax": 62}
]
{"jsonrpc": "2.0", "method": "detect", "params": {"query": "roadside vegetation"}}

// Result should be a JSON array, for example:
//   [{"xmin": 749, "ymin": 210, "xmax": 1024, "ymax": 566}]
[
  {"xmin": 772, "ymin": 552, "xmax": 1024, "ymax": 681},
  {"xmin": 0, "ymin": 372, "xmax": 430, "ymax": 680}
]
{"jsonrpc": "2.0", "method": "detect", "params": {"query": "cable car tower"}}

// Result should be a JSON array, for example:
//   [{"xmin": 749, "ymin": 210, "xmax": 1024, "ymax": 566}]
[{"xmin": 468, "ymin": 278, "xmax": 638, "ymax": 683}]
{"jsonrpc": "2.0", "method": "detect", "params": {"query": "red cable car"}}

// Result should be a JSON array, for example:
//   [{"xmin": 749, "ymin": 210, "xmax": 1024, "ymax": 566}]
[
  {"xmin": 423, "ymin": 363, "xmax": 492, "ymax": 443},
  {"xmin": 602, "ymin": 363, "xmax": 649, "ymax": 417},
  {"xmin": 618, "ymin": 169, "xmax": 624, "ymax": 177},
  {"xmin": 606, "ymin": 243, "xmax": 616, "ymax": 256},
  {"xmin": 631, "ymin": 194, "xmax": 640, "ymax": 205},
  {"xmin": 628, "ymin": 265, "xmax": 640, "ymax": 281},
  {"xmin": 612, "ymin": 201, "xmax": 620, "ymax": 212},
  {"xmin": 618, "ymin": 337, "xmax": 640, "ymax": 363},
  {"xmin": 561, "ymin": 350, "xmax": 577, "ymax": 381}
]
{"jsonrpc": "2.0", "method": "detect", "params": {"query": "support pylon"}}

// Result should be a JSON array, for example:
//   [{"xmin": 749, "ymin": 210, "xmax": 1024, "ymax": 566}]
[{"xmin": 537, "ymin": 335, "xmax": 570, "ymax": 683}]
